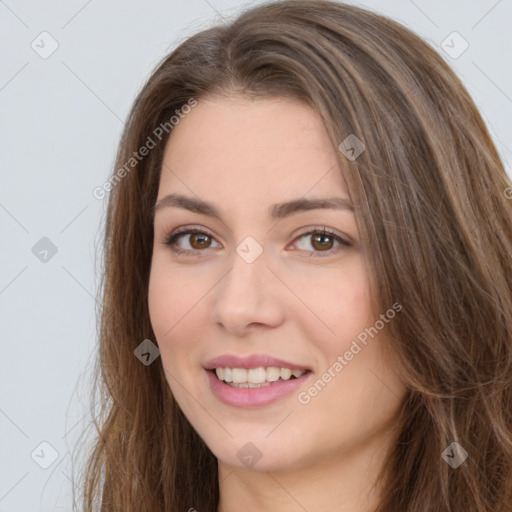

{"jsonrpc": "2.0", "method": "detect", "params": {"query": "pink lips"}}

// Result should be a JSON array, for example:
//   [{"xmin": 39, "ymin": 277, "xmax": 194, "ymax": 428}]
[
  {"xmin": 203, "ymin": 353, "xmax": 313, "ymax": 408},
  {"xmin": 203, "ymin": 354, "xmax": 312, "ymax": 371},
  {"xmin": 205, "ymin": 369, "xmax": 311, "ymax": 407}
]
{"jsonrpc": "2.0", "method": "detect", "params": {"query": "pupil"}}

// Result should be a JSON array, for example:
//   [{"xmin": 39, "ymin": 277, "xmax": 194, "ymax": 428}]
[
  {"xmin": 313, "ymin": 234, "xmax": 332, "ymax": 250},
  {"xmin": 192, "ymin": 234, "xmax": 210, "ymax": 248}
]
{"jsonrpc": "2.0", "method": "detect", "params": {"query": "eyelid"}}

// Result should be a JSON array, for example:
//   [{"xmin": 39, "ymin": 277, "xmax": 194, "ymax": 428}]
[
  {"xmin": 161, "ymin": 225, "xmax": 220, "ymax": 255},
  {"xmin": 170, "ymin": 224, "xmax": 216, "ymax": 239},
  {"xmin": 292, "ymin": 225, "xmax": 347, "ymax": 242},
  {"xmin": 161, "ymin": 224, "xmax": 351, "ymax": 256},
  {"xmin": 289, "ymin": 226, "xmax": 351, "ymax": 255}
]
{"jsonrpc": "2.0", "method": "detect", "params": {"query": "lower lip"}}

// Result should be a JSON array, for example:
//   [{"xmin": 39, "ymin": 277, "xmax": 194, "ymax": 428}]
[{"xmin": 205, "ymin": 369, "xmax": 312, "ymax": 407}]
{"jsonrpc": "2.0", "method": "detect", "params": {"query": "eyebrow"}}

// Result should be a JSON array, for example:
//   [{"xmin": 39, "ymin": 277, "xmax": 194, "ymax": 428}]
[{"xmin": 152, "ymin": 193, "xmax": 354, "ymax": 221}]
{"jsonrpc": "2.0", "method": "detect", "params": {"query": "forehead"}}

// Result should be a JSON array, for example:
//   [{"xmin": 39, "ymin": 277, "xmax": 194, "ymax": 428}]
[{"xmin": 158, "ymin": 96, "xmax": 349, "ymax": 204}]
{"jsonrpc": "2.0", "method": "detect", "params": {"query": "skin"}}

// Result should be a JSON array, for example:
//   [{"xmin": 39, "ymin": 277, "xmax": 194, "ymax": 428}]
[{"xmin": 148, "ymin": 95, "xmax": 406, "ymax": 512}]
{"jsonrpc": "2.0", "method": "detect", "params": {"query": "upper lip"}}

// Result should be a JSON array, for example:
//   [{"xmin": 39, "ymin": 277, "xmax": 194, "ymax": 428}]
[{"xmin": 204, "ymin": 354, "xmax": 312, "ymax": 371}]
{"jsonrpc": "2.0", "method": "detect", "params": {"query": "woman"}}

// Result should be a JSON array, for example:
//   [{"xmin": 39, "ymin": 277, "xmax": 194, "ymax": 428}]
[{"xmin": 80, "ymin": 1, "xmax": 512, "ymax": 510}]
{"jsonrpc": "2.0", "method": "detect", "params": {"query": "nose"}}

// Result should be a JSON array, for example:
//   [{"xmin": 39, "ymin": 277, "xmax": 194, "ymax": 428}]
[{"xmin": 211, "ymin": 248, "xmax": 285, "ymax": 337}]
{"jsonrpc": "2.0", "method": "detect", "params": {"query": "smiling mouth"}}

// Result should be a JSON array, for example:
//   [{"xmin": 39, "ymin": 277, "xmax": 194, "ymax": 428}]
[{"xmin": 209, "ymin": 367, "xmax": 312, "ymax": 388}]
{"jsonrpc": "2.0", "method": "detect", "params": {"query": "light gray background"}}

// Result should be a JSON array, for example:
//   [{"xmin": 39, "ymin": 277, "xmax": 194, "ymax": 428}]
[{"xmin": 1, "ymin": 0, "xmax": 511, "ymax": 510}]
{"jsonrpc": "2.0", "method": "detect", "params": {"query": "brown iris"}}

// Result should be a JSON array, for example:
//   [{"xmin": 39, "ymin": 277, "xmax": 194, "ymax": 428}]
[
  {"xmin": 310, "ymin": 233, "xmax": 334, "ymax": 251},
  {"xmin": 189, "ymin": 233, "xmax": 212, "ymax": 249}
]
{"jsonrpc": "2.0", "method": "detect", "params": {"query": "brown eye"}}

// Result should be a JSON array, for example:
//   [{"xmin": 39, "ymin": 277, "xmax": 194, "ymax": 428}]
[
  {"xmin": 163, "ymin": 228, "xmax": 221, "ymax": 255},
  {"xmin": 311, "ymin": 233, "xmax": 335, "ymax": 251},
  {"xmin": 292, "ymin": 228, "xmax": 351, "ymax": 257},
  {"xmin": 189, "ymin": 233, "xmax": 212, "ymax": 249}
]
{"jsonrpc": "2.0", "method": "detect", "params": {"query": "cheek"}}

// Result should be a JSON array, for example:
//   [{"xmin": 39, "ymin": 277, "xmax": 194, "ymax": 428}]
[
  {"xmin": 147, "ymin": 257, "xmax": 210, "ymax": 370},
  {"xmin": 290, "ymin": 256, "xmax": 374, "ymax": 346},
  {"xmin": 148, "ymin": 260, "xmax": 214, "ymax": 414},
  {"xmin": 306, "ymin": 271, "xmax": 402, "ymax": 426},
  {"xmin": 147, "ymin": 261, "xmax": 172, "ymax": 339},
  {"xmin": 148, "ymin": 255, "xmax": 199, "ymax": 334},
  {"xmin": 148, "ymin": 259, "xmax": 188, "ymax": 358}
]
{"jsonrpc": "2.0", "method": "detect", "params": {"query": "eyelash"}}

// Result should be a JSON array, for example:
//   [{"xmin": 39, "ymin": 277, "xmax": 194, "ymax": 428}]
[{"xmin": 160, "ymin": 225, "xmax": 351, "ymax": 258}]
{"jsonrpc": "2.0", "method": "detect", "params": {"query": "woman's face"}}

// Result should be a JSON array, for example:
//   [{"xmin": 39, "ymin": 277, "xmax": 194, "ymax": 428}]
[{"xmin": 148, "ymin": 95, "xmax": 405, "ymax": 472}]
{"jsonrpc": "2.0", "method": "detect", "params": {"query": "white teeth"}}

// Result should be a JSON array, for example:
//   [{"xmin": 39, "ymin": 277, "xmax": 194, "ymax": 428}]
[
  {"xmin": 266, "ymin": 367, "xmax": 281, "ymax": 382},
  {"xmin": 280, "ymin": 368, "xmax": 292, "ymax": 380},
  {"xmin": 248, "ymin": 367, "xmax": 267, "ymax": 384},
  {"xmin": 214, "ymin": 366, "xmax": 307, "ymax": 384},
  {"xmin": 231, "ymin": 368, "xmax": 248, "ymax": 383},
  {"xmin": 230, "ymin": 382, "xmax": 272, "ymax": 388}
]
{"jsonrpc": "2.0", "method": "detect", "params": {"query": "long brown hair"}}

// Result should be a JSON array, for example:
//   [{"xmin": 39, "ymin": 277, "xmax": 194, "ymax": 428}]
[{"xmin": 78, "ymin": 1, "xmax": 512, "ymax": 510}]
